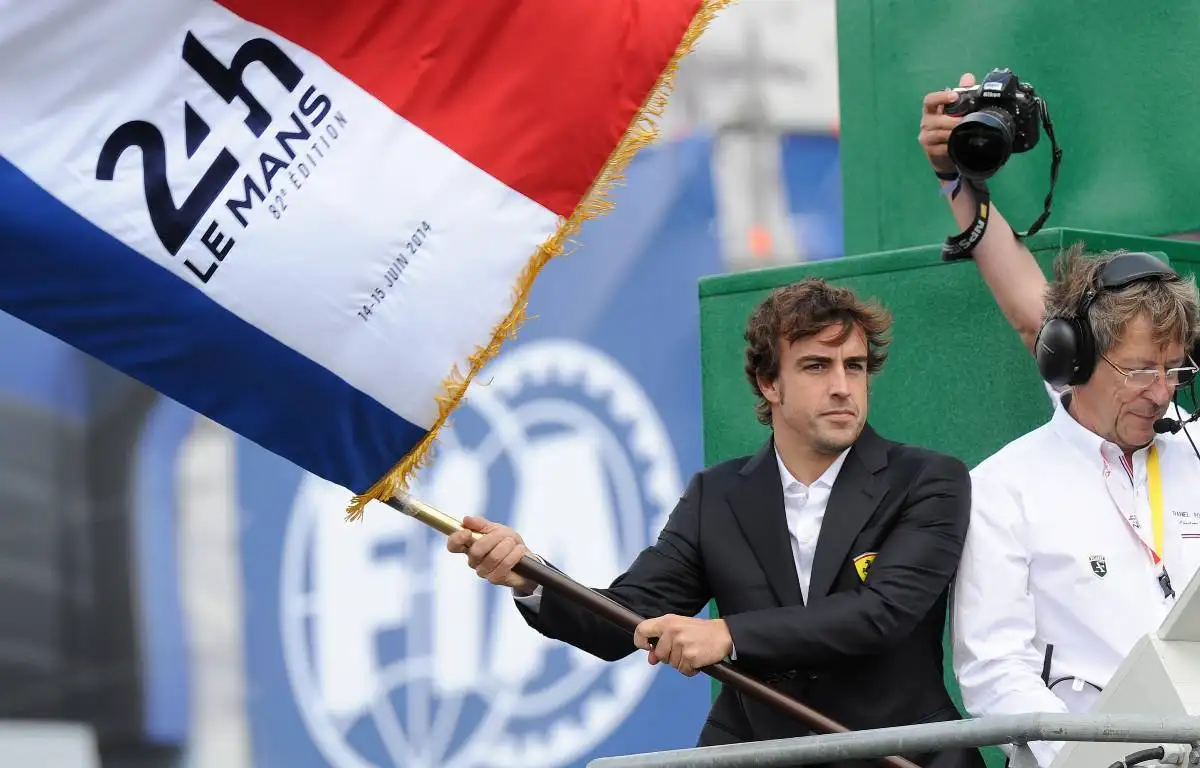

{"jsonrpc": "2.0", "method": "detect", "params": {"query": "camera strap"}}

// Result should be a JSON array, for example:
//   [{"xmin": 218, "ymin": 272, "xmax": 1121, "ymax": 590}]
[
  {"xmin": 1018, "ymin": 97, "xmax": 1062, "ymax": 240},
  {"xmin": 941, "ymin": 179, "xmax": 992, "ymax": 261},
  {"xmin": 941, "ymin": 97, "xmax": 1063, "ymax": 261}
]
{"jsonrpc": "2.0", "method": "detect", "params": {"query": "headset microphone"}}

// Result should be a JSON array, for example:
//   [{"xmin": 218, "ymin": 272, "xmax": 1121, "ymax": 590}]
[
  {"xmin": 1154, "ymin": 418, "xmax": 1179, "ymax": 435},
  {"xmin": 1154, "ymin": 410, "xmax": 1200, "ymax": 435},
  {"xmin": 1155, "ymin": 417, "xmax": 1183, "ymax": 434},
  {"xmin": 1155, "ymin": 396, "xmax": 1200, "ymax": 466}
]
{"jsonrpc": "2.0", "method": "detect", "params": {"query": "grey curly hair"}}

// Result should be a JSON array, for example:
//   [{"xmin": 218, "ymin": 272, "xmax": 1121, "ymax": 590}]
[{"xmin": 1043, "ymin": 242, "xmax": 1200, "ymax": 357}]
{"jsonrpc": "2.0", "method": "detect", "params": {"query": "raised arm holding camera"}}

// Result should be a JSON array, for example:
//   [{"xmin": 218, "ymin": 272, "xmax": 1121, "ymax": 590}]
[
  {"xmin": 920, "ymin": 71, "xmax": 1200, "ymax": 768},
  {"xmin": 920, "ymin": 70, "xmax": 1195, "ymax": 425},
  {"xmin": 919, "ymin": 71, "xmax": 1052, "ymax": 356}
]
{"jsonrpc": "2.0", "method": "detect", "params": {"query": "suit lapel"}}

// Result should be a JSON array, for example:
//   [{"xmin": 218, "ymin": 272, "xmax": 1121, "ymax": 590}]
[
  {"xmin": 808, "ymin": 425, "xmax": 888, "ymax": 602},
  {"xmin": 727, "ymin": 439, "xmax": 803, "ymax": 607}
]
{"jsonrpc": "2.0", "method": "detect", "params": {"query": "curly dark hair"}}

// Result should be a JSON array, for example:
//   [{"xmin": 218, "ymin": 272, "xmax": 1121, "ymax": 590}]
[{"xmin": 744, "ymin": 279, "xmax": 892, "ymax": 425}]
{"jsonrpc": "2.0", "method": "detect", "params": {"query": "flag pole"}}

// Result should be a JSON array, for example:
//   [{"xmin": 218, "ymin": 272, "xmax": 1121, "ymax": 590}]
[{"xmin": 384, "ymin": 493, "xmax": 921, "ymax": 768}]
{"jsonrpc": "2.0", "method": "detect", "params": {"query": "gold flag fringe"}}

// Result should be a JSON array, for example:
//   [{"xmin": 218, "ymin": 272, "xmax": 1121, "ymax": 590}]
[{"xmin": 346, "ymin": 0, "xmax": 735, "ymax": 522}]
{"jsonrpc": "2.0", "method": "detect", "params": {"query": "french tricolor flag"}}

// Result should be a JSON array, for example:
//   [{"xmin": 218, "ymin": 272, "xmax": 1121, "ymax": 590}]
[{"xmin": 0, "ymin": 0, "xmax": 722, "ymax": 516}]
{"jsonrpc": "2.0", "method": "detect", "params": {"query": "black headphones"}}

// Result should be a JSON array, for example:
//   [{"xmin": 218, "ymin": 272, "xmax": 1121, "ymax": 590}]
[{"xmin": 1034, "ymin": 251, "xmax": 1180, "ymax": 388}]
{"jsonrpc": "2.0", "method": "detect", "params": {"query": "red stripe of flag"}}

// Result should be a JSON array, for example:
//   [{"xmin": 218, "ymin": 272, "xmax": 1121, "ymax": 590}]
[{"xmin": 216, "ymin": 0, "xmax": 702, "ymax": 217}]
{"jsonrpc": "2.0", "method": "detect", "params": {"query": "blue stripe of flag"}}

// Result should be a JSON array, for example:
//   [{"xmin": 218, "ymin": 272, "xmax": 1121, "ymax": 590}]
[{"xmin": 0, "ymin": 156, "xmax": 425, "ymax": 494}]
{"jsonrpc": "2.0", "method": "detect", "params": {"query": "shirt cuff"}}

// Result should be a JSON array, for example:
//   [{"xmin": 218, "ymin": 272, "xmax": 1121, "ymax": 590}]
[
  {"xmin": 1029, "ymin": 738, "xmax": 1064, "ymax": 768},
  {"xmin": 512, "ymin": 551, "xmax": 546, "ymax": 610},
  {"xmin": 513, "ymin": 584, "xmax": 543, "ymax": 611}
]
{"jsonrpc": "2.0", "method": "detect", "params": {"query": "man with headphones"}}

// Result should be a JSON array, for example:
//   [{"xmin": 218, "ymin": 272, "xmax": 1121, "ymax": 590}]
[{"xmin": 919, "ymin": 75, "xmax": 1200, "ymax": 768}]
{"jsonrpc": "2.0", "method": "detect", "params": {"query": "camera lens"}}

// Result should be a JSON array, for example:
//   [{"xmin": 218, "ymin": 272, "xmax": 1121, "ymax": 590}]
[{"xmin": 947, "ymin": 108, "xmax": 1015, "ymax": 180}]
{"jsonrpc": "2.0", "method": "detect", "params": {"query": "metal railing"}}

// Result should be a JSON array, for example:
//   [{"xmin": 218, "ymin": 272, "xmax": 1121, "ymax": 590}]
[{"xmin": 586, "ymin": 714, "xmax": 1200, "ymax": 768}]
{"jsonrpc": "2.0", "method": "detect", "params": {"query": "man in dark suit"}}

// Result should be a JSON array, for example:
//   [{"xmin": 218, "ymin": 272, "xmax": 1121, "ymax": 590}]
[{"xmin": 447, "ymin": 279, "xmax": 984, "ymax": 768}]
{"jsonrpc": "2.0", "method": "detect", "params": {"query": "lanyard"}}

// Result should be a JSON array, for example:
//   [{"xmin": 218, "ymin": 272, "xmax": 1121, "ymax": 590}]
[
  {"xmin": 1106, "ymin": 444, "xmax": 1173, "ymax": 598},
  {"xmin": 1147, "ymin": 445, "xmax": 1166, "ymax": 565},
  {"xmin": 1118, "ymin": 445, "xmax": 1165, "ymax": 565}
]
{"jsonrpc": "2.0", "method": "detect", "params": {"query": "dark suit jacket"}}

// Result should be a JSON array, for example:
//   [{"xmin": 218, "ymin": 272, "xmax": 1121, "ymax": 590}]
[{"xmin": 516, "ymin": 425, "xmax": 984, "ymax": 768}]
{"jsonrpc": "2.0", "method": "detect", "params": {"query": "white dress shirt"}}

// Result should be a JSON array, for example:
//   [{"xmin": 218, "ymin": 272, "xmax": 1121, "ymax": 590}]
[
  {"xmin": 515, "ymin": 446, "xmax": 851, "ymax": 626},
  {"xmin": 776, "ymin": 447, "xmax": 850, "ymax": 604},
  {"xmin": 952, "ymin": 389, "xmax": 1200, "ymax": 767}
]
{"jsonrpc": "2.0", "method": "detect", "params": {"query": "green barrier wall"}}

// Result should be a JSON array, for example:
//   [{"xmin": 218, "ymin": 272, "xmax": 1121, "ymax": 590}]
[
  {"xmin": 700, "ymin": 228, "xmax": 1200, "ymax": 766},
  {"xmin": 836, "ymin": 1, "xmax": 1200, "ymax": 256}
]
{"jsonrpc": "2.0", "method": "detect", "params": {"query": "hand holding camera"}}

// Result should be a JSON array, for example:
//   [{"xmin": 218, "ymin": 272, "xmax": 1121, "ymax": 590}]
[
  {"xmin": 921, "ymin": 69, "xmax": 1047, "ymax": 181},
  {"xmin": 920, "ymin": 68, "xmax": 1061, "ymax": 259},
  {"xmin": 944, "ymin": 68, "xmax": 1045, "ymax": 181},
  {"xmin": 919, "ymin": 72, "xmax": 977, "ymax": 177}
]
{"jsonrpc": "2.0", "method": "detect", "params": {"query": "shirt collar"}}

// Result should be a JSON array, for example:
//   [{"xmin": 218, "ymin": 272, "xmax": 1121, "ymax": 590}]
[
  {"xmin": 1050, "ymin": 390, "xmax": 1168, "ymax": 465},
  {"xmin": 775, "ymin": 445, "xmax": 851, "ymax": 494}
]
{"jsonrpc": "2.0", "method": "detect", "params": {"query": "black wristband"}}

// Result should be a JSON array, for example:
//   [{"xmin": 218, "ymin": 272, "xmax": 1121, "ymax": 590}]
[{"xmin": 935, "ymin": 169, "xmax": 960, "ymax": 181}]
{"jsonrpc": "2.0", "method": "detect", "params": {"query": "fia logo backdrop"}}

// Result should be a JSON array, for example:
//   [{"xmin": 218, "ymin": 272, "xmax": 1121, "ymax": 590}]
[
  {"xmin": 235, "ymin": 134, "xmax": 723, "ymax": 767},
  {"xmin": 282, "ymin": 340, "xmax": 678, "ymax": 767}
]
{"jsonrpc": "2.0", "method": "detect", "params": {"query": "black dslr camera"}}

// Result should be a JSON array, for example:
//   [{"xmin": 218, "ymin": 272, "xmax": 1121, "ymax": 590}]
[
  {"xmin": 938, "ymin": 67, "xmax": 1061, "ymax": 263},
  {"xmin": 944, "ymin": 68, "xmax": 1044, "ymax": 180}
]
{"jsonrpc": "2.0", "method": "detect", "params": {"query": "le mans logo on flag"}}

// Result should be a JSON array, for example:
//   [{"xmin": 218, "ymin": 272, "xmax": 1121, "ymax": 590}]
[{"xmin": 0, "ymin": 0, "xmax": 730, "ymax": 518}]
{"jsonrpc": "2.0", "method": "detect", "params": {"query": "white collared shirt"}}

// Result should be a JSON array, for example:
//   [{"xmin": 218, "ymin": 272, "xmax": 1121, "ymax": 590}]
[
  {"xmin": 952, "ymin": 390, "xmax": 1200, "ymax": 767},
  {"xmin": 776, "ymin": 447, "xmax": 850, "ymax": 604}
]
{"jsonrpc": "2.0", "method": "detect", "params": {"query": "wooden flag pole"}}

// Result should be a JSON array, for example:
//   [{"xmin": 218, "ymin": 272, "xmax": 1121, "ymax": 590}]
[{"xmin": 385, "ymin": 493, "xmax": 921, "ymax": 768}]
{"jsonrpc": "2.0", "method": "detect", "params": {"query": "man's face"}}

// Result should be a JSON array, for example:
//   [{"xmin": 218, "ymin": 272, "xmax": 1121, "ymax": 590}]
[
  {"xmin": 757, "ymin": 324, "xmax": 869, "ymax": 454},
  {"xmin": 1076, "ymin": 313, "xmax": 1189, "ymax": 451}
]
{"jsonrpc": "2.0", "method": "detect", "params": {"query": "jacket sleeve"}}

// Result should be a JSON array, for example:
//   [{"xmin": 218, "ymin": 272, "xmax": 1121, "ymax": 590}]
[
  {"xmin": 514, "ymin": 471, "xmax": 711, "ymax": 662},
  {"xmin": 951, "ymin": 470, "xmax": 1068, "ymax": 767},
  {"xmin": 721, "ymin": 453, "xmax": 970, "ymax": 670}
]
